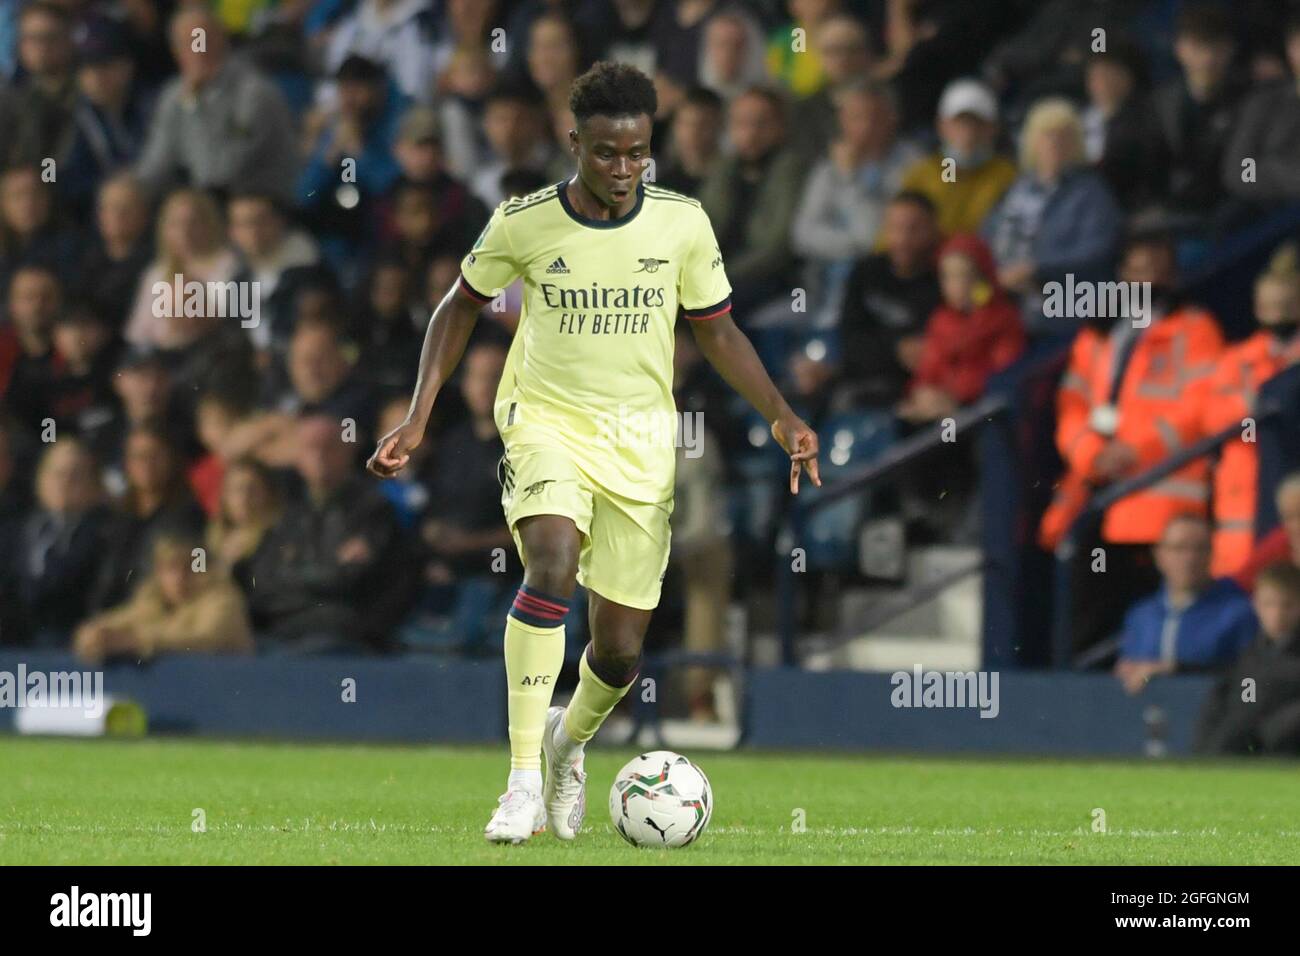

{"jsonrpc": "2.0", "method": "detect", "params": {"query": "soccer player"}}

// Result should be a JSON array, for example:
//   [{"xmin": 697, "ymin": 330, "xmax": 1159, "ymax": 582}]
[{"xmin": 367, "ymin": 62, "xmax": 820, "ymax": 844}]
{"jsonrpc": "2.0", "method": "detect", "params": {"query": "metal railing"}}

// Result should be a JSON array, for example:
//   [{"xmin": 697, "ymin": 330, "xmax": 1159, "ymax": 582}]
[{"xmin": 773, "ymin": 393, "xmax": 1010, "ymax": 664}]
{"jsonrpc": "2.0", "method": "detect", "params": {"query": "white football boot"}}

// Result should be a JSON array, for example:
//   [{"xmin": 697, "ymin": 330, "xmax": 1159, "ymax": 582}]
[
  {"xmin": 542, "ymin": 706, "xmax": 588, "ymax": 840},
  {"xmin": 483, "ymin": 788, "xmax": 546, "ymax": 844}
]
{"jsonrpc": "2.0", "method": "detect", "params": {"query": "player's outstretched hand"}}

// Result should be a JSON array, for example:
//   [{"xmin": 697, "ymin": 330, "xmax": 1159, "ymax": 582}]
[
  {"xmin": 367, "ymin": 419, "xmax": 424, "ymax": 479},
  {"xmin": 771, "ymin": 414, "xmax": 821, "ymax": 495}
]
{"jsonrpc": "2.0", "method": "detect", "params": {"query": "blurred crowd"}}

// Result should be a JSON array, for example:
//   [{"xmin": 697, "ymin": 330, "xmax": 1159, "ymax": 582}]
[{"xmin": 2, "ymin": 0, "xmax": 1300, "ymax": 733}]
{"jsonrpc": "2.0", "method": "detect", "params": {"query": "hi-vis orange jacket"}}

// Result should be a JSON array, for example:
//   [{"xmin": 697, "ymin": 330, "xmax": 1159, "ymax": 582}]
[
  {"xmin": 1192, "ymin": 331, "xmax": 1299, "ymax": 576},
  {"xmin": 1039, "ymin": 309, "xmax": 1224, "ymax": 550}
]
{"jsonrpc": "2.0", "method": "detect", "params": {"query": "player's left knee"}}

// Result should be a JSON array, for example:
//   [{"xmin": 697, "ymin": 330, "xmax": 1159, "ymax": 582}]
[{"xmin": 590, "ymin": 644, "xmax": 642, "ymax": 687}]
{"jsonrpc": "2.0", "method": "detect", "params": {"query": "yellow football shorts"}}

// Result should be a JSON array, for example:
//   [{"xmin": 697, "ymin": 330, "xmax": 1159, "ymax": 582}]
[{"xmin": 498, "ymin": 442, "xmax": 673, "ymax": 610}]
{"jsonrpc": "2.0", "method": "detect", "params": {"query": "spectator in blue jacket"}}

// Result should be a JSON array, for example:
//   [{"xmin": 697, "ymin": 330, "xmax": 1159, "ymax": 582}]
[
  {"xmin": 984, "ymin": 97, "xmax": 1123, "ymax": 334},
  {"xmin": 1115, "ymin": 513, "xmax": 1257, "ymax": 694},
  {"xmin": 298, "ymin": 54, "xmax": 406, "ymax": 270}
]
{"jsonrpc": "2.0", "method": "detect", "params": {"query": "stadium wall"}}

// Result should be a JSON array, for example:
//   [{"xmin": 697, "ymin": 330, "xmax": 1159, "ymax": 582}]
[
  {"xmin": 745, "ymin": 668, "xmax": 1213, "ymax": 756},
  {"xmin": 0, "ymin": 653, "xmax": 1214, "ymax": 757}
]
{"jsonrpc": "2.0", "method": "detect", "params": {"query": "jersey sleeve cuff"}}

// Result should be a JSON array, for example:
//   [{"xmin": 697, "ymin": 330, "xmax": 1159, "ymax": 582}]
[
  {"xmin": 683, "ymin": 297, "xmax": 731, "ymax": 321},
  {"xmin": 458, "ymin": 272, "xmax": 494, "ymax": 303}
]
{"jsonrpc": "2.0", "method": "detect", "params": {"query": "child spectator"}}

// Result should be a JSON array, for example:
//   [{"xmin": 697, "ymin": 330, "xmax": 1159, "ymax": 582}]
[
  {"xmin": 1196, "ymin": 562, "xmax": 1300, "ymax": 754},
  {"xmin": 897, "ymin": 234, "xmax": 1024, "ymax": 424},
  {"xmin": 889, "ymin": 234, "xmax": 1021, "ymax": 543},
  {"xmin": 73, "ymin": 527, "xmax": 253, "ymax": 663}
]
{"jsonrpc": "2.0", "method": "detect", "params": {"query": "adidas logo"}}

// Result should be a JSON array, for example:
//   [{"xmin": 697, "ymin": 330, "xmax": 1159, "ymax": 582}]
[{"xmin": 545, "ymin": 256, "xmax": 570, "ymax": 275}]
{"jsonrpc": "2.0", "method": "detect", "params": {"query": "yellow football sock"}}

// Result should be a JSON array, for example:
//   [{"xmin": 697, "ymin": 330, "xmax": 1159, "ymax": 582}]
[
  {"xmin": 563, "ymin": 648, "xmax": 635, "ymax": 744},
  {"xmin": 503, "ymin": 616, "xmax": 565, "ymax": 771}
]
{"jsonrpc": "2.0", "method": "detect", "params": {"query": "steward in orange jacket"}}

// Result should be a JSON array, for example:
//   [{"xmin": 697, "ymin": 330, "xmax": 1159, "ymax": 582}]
[
  {"xmin": 1194, "ymin": 273, "xmax": 1300, "ymax": 574},
  {"xmin": 1039, "ymin": 305, "xmax": 1224, "ymax": 551}
]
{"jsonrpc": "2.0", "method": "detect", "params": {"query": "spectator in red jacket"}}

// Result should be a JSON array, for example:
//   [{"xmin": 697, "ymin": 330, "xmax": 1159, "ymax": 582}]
[{"xmin": 898, "ymin": 233, "xmax": 1025, "ymax": 423}]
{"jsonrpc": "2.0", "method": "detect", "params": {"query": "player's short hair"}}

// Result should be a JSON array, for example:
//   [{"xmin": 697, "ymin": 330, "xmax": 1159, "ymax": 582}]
[
  {"xmin": 1255, "ymin": 562, "xmax": 1300, "ymax": 598},
  {"xmin": 569, "ymin": 61, "xmax": 657, "ymax": 125}
]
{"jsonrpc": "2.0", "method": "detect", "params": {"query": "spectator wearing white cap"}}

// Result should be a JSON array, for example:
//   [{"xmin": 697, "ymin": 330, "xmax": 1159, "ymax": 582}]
[{"xmin": 897, "ymin": 77, "xmax": 1016, "ymax": 237}]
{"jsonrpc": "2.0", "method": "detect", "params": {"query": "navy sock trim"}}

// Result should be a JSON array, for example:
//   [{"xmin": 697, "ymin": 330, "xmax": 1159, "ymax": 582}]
[{"xmin": 509, "ymin": 584, "xmax": 571, "ymax": 628}]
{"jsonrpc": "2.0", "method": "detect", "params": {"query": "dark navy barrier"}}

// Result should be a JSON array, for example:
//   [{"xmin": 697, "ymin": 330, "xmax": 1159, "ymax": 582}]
[
  {"xmin": 747, "ymin": 668, "xmax": 1215, "ymax": 756},
  {"xmin": 1, "ymin": 652, "xmax": 1220, "ymax": 757},
  {"xmin": 0, "ymin": 652, "xmax": 505, "ymax": 742}
]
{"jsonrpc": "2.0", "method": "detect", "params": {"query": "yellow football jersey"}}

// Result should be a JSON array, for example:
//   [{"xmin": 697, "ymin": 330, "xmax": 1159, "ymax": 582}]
[{"xmin": 459, "ymin": 179, "xmax": 732, "ymax": 503}]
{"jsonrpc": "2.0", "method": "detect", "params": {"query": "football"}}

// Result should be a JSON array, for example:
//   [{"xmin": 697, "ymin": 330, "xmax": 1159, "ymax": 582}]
[{"xmin": 609, "ymin": 751, "xmax": 713, "ymax": 848}]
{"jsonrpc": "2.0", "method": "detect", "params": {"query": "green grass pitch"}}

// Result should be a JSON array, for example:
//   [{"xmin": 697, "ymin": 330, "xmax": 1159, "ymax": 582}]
[{"xmin": 2, "ymin": 736, "xmax": 1297, "ymax": 864}]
